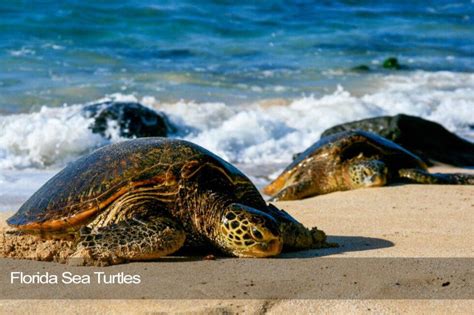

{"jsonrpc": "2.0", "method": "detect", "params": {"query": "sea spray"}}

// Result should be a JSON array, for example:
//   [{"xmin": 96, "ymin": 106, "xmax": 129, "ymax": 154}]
[{"xmin": 0, "ymin": 105, "xmax": 107, "ymax": 169}]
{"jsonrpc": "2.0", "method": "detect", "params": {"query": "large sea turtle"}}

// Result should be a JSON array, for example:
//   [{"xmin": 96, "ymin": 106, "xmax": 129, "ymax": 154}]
[
  {"xmin": 264, "ymin": 131, "xmax": 474, "ymax": 201},
  {"xmin": 3, "ymin": 138, "xmax": 329, "ymax": 266}
]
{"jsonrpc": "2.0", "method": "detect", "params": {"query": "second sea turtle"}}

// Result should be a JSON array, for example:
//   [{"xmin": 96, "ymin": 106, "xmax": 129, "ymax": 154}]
[{"xmin": 264, "ymin": 131, "xmax": 474, "ymax": 201}]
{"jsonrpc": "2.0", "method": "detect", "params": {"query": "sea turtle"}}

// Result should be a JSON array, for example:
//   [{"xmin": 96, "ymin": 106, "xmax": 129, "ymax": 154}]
[
  {"xmin": 264, "ymin": 131, "xmax": 474, "ymax": 201},
  {"xmin": 4, "ymin": 138, "xmax": 329, "ymax": 266}
]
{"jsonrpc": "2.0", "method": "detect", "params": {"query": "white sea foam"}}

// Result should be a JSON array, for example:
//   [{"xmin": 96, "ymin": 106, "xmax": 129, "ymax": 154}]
[
  {"xmin": 0, "ymin": 105, "xmax": 108, "ymax": 169},
  {"xmin": 0, "ymin": 71, "xmax": 473, "ymax": 197},
  {"xmin": 8, "ymin": 47, "xmax": 36, "ymax": 57}
]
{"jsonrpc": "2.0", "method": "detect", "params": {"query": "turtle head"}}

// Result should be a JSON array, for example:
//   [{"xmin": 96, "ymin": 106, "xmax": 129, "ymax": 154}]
[
  {"xmin": 217, "ymin": 204, "xmax": 283, "ymax": 258},
  {"xmin": 347, "ymin": 159, "xmax": 388, "ymax": 188}
]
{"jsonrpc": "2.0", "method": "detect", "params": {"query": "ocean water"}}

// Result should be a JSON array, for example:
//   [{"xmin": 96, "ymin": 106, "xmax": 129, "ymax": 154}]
[{"xmin": 0, "ymin": 1, "xmax": 473, "ymax": 208}]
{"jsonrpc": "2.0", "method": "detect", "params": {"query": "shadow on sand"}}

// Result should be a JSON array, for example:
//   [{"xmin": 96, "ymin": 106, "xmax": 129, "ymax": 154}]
[
  {"xmin": 278, "ymin": 235, "xmax": 395, "ymax": 259},
  {"xmin": 165, "ymin": 235, "xmax": 395, "ymax": 261}
]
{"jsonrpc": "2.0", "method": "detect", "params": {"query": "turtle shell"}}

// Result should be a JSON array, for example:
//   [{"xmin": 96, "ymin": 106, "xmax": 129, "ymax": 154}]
[
  {"xmin": 292, "ymin": 130, "xmax": 426, "ymax": 171},
  {"xmin": 8, "ymin": 138, "xmax": 264, "ymax": 231},
  {"xmin": 264, "ymin": 130, "xmax": 427, "ymax": 195}
]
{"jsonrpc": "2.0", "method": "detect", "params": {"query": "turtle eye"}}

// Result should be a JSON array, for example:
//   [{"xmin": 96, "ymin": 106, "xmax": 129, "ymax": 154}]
[
  {"xmin": 225, "ymin": 212, "xmax": 236, "ymax": 220},
  {"xmin": 252, "ymin": 227, "xmax": 263, "ymax": 240}
]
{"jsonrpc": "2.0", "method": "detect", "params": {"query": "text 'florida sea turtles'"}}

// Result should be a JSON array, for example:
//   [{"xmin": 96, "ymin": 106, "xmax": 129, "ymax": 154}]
[{"xmin": 10, "ymin": 271, "xmax": 141, "ymax": 284}]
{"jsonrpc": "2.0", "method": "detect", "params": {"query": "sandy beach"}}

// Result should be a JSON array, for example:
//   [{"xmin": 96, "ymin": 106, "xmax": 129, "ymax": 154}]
[{"xmin": 0, "ymin": 167, "xmax": 472, "ymax": 313}]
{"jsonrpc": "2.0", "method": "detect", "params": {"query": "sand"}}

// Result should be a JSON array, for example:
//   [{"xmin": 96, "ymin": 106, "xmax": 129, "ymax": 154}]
[{"xmin": 0, "ymin": 166, "xmax": 473, "ymax": 313}]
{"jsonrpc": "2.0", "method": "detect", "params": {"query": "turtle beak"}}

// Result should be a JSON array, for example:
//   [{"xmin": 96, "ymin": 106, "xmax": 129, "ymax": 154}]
[
  {"xmin": 238, "ymin": 236, "xmax": 283, "ymax": 258},
  {"xmin": 252, "ymin": 238, "xmax": 283, "ymax": 257}
]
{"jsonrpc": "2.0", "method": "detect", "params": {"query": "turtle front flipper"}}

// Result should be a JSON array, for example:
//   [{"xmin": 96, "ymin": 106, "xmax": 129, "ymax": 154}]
[
  {"xmin": 399, "ymin": 168, "xmax": 474, "ymax": 185},
  {"xmin": 69, "ymin": 215, "xmax": 185, "ymax": 266},
  {"xmin": 268, "ymin": 181, "xmax": 316, "ymax": 201}
]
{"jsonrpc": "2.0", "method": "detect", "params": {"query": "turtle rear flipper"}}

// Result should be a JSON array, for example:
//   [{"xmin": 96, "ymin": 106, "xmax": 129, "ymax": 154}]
[
  {"xmin": 68, "ymin": 216, "xmax": 185, "ymax": 266},
  {"xmin": 399, "ymin": 169, "xmax": 474, "ymax": 185}
]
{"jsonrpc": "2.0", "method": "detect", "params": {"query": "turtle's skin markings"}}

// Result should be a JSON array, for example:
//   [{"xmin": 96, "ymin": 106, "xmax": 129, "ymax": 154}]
[
  {"xmin": 264, "ymin": 131, "xmax": 474, "ymax": 201},
  {"xmin": 3, "ymin": 138, "xmax": 331, "ymax": 266}
]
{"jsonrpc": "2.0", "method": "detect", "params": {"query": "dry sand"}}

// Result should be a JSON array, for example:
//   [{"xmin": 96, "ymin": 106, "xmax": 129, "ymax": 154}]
[{"xmin": 0, "ymin": 166, "xmax": 473, "ymax": 313}]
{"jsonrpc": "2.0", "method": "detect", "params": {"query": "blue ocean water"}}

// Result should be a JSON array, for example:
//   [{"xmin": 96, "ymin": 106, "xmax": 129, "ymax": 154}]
[{"xmin": 1, "ymin": 0, "xmax": 473, "ymax": 112}]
